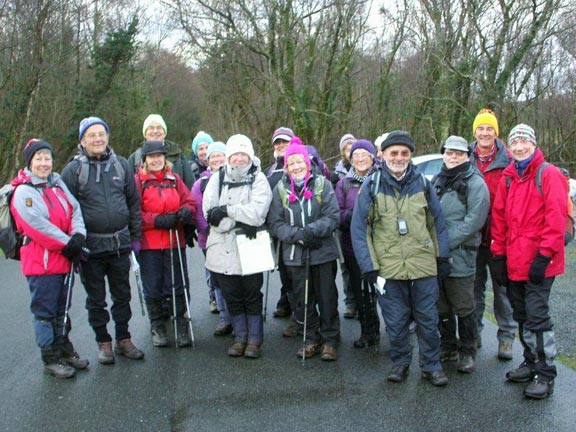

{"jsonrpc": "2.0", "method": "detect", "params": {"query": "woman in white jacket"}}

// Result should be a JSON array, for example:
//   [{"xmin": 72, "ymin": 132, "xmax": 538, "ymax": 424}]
[{"xmin": 203, "ymin": 134, "xmax": 272, "ymax": 358}]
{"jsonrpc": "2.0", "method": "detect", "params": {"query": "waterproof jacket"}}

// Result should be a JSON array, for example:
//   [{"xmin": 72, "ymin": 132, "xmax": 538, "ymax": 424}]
[
  {"xmin": 432, "ymin": 164, "xmax": 490, "ymax": 278},
  {"xmin": 128, "ymin": 141, "xmax": 195, "ymax": 189},
  {"xmin": 335, "ymin": 167, "xmax": 376, "ymax": 257},
  {"xmin": 264, "ymin": 156, "xmax": 285, "ymax": 191},
  {"xmin": 191, "ymin": 169, "xmax": 213, "ymax": 249},
  {"xmin": 267, "ymin": 174, "xmax": 340, "ymax": 267},
  {"xmin": 351, "ymin": 164, "xmax": 449, "ymax": 280},
  {"xmin": 11, "ymin": 170, "xmax": 86, "ymax": 276},
  {"xmin": 491, "ymin": 149, "xmax": 566, "ymax": 281},
  {"xmin": 203, "ymin": 158, "xmax": 272, "ymax": 275},
  {"xmin": 135, "ymin": 167, "xmax": 196, "ymax": 250},
  {"xmin": 469, "ymin": 138, "xmax": 512, "ymax": 246},
  {"xmin": 189, "ymin": 153, "xmax": 208, "ymax": 181},
  {"xmin": 61, "ymin": 146, "xmax": 141, "ymax": 257}
]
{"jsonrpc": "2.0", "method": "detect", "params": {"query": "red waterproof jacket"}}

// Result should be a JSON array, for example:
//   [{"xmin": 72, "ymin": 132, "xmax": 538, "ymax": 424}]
[
  {"xmin": 491, "ymin": 150, "xmax": 567, "ymax": 281},
  {"xmin": 10, "ymin": 170, "xmax": 85, "ymax": 276},
  {"xmin": 135, "ymin": 168, "xmax": 196, "ymax": 250}
]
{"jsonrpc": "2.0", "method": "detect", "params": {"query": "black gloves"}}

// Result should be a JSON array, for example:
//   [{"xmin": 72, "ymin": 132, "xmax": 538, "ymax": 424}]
[
  {"xmin": 362, "ymin": 270, "xmax": 379, "ymax": 285},
  {"xmin": 529, "ymin": 252, "xmax": 551, "ymax": 285},
  {"xmin": 154, "ymin": 213, "xmax": 178, "ymax": 230},
  {"xmin": 183, "ymin": 224, "xmax": 197, "ymax": 248},
  {"xmin": 207, "ymin": 205, "xmax": 227, "ymax": 227},
  {"xmin": 491, "ymin": 255, "xmax": 508, "ymax": 287},
  {"xmin": 62, "ymin": 233, "xmax": 85, "ymax": 263},
  {"xmin": 236, "ymin": 222, "xmax": 258, "ymax": 240},
  {"xmin": 177, "ymin": 207, "xmax": 193, "ymax": 224},
  {"xmin": 301, "ymin": 227, "xmax": 322, "ymax": 250},
  {"xmin": 436, "ymin": 257, "xmax": 451, "ymax": 282}
]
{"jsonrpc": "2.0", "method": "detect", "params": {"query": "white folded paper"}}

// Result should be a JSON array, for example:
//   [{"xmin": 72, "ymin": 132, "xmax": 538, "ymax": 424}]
[{"xmin": 236, "ymin": 230, "xmax": 275, "ymax": 275}]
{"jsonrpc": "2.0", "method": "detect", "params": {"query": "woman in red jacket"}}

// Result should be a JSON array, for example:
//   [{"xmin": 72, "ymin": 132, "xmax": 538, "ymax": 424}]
[
  {"xmin": 10, "ymin": 139, "xmax": 88, "ymax": 378},
  {"xmin": 491, "ymin": 124, "xmax": 567, "ymax": 400},
  {"xmin": 135, "ymin": 141, "xmax": 196, "ymax": 348}
]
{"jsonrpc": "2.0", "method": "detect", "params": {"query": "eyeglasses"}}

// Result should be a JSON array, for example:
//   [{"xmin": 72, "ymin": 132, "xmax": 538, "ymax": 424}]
[
  {"xmin": 387, "ymin": 149, "xmax": 411, "ymax": 157},
  {"xmin": 85, "ymin": 131, "xmax": 107, "ymax": 139},
  {"xmin": 352, "ymin": 151, "xmax": 372, "ymax": 160}
]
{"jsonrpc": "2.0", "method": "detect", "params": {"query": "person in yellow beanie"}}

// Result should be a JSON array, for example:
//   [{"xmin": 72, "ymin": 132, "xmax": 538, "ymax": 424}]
[{"xmin": 469, "ymin": 108, "xmax": 517, "ymax": 361}]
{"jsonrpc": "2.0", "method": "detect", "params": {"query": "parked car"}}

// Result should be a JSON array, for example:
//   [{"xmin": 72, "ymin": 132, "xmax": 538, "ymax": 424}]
[{"xmin": 412, "ymin": 153, "xmax": 443, "ymax": 180}]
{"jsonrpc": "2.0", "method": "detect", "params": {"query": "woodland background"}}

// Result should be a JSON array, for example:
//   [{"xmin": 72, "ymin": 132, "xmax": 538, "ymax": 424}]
[{"xmin": 1, "ymin": 0, "xmax": 575, "ymax": 182}]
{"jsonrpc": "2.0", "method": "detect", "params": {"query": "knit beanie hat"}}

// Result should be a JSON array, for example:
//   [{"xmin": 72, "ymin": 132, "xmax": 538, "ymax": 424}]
[
  {"xmin": 192, "ymin": 131, "xmax": 214, "ymax": 155},
  {"xmin": 350, "ymin": 139, "xmax": 376, "ymax": 159},
  {"xmin": 272, "ymin": 127, "xmax": 294, "ymax": 144},
  {"xmin": 226, "ymin": 134, "xmax": 254, "ymax": 161},
  {"xmin": 441, "ymin": 135, "xmax": 470, "ymax": 154},
  {"xmin": 24, "ymin": 139, "xmax": 53, "ymax": 168},
  {"xmin": 141, "ymin": 141, "xmax": 167, "ymax": 162},
  {"xmin": 380, "ymin": 130, "xmax": 415, "ymax": 152},
  {"xmin": 142, "ymin": 114, "xmax": 167, "ymax": 137},
  {"xmin": 79, "ymin": 117, "xmax": 109, "ymax": 141},
  {"xmin": 283, "ymin": 143, "xmax": 313, "ymax": 202},
  {"xmin": 508, "ymin": 124, "xmax": 536, "ymax": 146},
  {"xmin": 289, "ymin": 136, "xmax": 304, "ymax": 146},
  {"xmin": 206, "ymin": 141, "xmax": 227, "ymax": 160},
  {"xmin": 339, "ymin": 133, "xmax": 356, "ymax": 151},
  {"xmin": 472, "ymin": 109, "xmax": 499, "ymax": 137}
]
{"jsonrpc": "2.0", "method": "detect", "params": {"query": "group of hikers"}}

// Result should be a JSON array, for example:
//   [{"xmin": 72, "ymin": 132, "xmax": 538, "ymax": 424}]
[{"xmin": 9, "ymin": 108, "xmax": 570, "ymax": 401}]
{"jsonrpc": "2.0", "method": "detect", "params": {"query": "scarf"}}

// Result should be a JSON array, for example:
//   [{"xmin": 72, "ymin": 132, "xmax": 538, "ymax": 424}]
[{"xmin": 434, "ymin": 161, "xmax": 470, "ymax": 199}]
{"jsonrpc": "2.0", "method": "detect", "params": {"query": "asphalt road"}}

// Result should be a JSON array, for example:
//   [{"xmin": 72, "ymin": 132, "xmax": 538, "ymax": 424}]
[{"xmin": 0, "ymin": 247, "xmax": 575, "ymax": 432}]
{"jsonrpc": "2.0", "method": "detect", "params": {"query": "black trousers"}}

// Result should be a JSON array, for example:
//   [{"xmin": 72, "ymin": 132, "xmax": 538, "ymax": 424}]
[
  {"xmin": 80, "ymin": 252, "xmax": 132, "ymax": 342},
  {"xmin": 344, "ymin": 254, "xmax": 380, "ymax": 338},
  {"xmin": 214, "ymin": 272, "xmax": 263, "ymax": 316},
  {"xmin": 287, "ymin": 260, "xmax": 340, "ymax": 345}
]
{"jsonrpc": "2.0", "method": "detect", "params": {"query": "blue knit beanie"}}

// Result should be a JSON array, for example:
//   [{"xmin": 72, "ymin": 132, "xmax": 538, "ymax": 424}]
[
  {"xmin": 206, "ymin": 141, "xmax": 227, "ymax": 160},
  {"xmin": 192, "ymin": 131, "xmax": 214, "ymax": 155},
  {"xmin": 79, "ymin": 117, "xmax": 109, "ymax": 141}
]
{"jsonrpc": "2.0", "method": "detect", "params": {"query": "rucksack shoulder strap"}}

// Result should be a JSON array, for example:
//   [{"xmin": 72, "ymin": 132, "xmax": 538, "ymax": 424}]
[{"xmin": 535, "ymin": 162, "xmax": 550, "ymax": 195}]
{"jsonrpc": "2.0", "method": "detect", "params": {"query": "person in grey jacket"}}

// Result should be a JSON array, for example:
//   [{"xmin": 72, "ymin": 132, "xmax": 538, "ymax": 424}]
[
  {"xmin": 203, "ymin": 134, "xmax": 272, "ymax": 359},
  {"xmin": 61, "ymin": 117, "xmax": 144, "ymax": 365},
  {"xmin": 267, "ymin": 143, "xmax": 341, "ymax": 361},
  {"xmin": 432, "ymin": 136, "xmax": 489, "ymax": 374}
]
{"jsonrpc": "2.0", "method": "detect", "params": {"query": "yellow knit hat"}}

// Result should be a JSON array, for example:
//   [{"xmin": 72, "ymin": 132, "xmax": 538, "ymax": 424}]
[{"xmin": 472, "ymin": 109, "xmax": 499, "ymax": 137}]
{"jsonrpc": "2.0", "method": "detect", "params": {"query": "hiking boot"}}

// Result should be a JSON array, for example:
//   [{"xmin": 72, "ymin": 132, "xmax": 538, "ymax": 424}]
[
  {"xmin": 353, "ymin": 334, "xmax": 380, "ymax": 349},
  {"xmin": 296, "ymin": 342, "xmax": 322, "ymax": 359},
  {"xmin": 214, "ymin": 323, "xmax": 233, "ymax": 337},
  {"xmin": 44, "ymin": 360, "xmax": 76, "ymax": 379},
  {"xmin": 320, "ymin": 344, "xmax": 337, "ymax": 361},
  {"xmin": 244, "ymin": 344, "xmax": 261, "ymax": 359},
  {"xmin": 506, "ymin": 362, "xmax": 533, "ymax": 383},
  {"xmin": 440, "ymin": 350, "xmax": 458, "ymax": 362},
  {"xmin": 387, "ymin": 365, "xmax": 409, "ymax": 383},
  {"xmin": 282, "ymin": 324, "xmax": 302, "ymax": 338},
  {"xmin": 498, "ymin": 341, "xmax": 513, "ymax": 360},
  {"xmin": 227, "ymin": 342, "xmax": 247, "ymax": 357},
  {"xmin": 97, "ymin": 342, "xmax": 115, "ymax": 365},
  {"xmin": 457, "ymin": 355, "xmax": 476, "ymax": 374},
  {"xmin": 421, "ymin": 370, "xmax": 448, "ymax": 387},
  {"xmin": 273, "ymin": 306, "xmax": 291, "ymax": 318},
  {"xmin": 62, "ymin": 352, "xmax": 89, "ymax": 370},
  {"xmin": 151, "ymin": 325, "xmax": 169, "ymax": 347},
  {"xmin": 115, "ymin": 338, "xmax": 144, "ymax": 360},
  {"xmin": 343, "ymin": 307, "xmax": 357, "ymax": 319},
  {"xmin": 209, "ymin": 300, "xmax": 218, "ymax": 314},
  {"xmin": 524, "ymin": 375, "xmax": 554, "ymax": 399},
  {"xmin": 176, "ymin": 322, "xmax": 192, "ymax": 348}
]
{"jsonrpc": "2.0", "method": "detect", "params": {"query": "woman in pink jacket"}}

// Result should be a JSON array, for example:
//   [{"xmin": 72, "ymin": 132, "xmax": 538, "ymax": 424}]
[{"xmin": 10, "ymin": 139, "xmax": 88, "ymax": 379}]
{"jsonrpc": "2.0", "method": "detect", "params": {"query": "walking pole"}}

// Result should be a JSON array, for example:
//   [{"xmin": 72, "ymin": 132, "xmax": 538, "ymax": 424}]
[
  {"xmin": 301, "ymin": 248, "xmax": 310, "ymax": 364},
  {"xmin": 62, "ymin": 262, "xmax": 75, "ymax": 336},
  {"xmin": 129, "ymin": 251, "xmax": 146, "ymax": 316},
  {"xmin": 169, "ymin": 229, "xmax": 179, "ymax": 346},
  {"xmin": 175, "ymin": 229, "xmax": 196, "ymax": 349},
  {"xmin": 263, "ymin": 270, "xmax": 270, "ymax": 322}
]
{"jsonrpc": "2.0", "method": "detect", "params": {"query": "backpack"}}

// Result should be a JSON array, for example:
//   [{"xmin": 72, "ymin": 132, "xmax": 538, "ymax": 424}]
[
  {"xmin": 276, "ymin": 175, "xmax": 325, "ymax": 208},
  {"xmin": 0, "ymin": 184, "xmax": 23, "ymax": 260},
  {"xmin": 506, "ymin": 162, "xmax": 575, "ymax": 245},
  {"xmin": 74, "ymin": 152, "xmax": 125, "ymax": 192}
]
